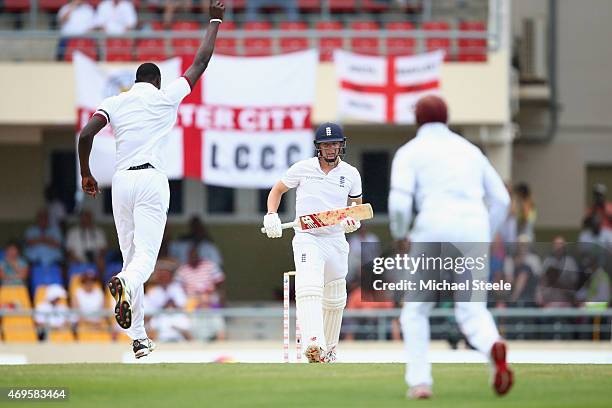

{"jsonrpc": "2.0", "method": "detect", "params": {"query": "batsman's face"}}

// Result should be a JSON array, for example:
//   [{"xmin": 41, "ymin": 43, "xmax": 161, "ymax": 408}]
[{"xmin": 319, "ymin": 142, "xmax": 341, "ymax": 160}]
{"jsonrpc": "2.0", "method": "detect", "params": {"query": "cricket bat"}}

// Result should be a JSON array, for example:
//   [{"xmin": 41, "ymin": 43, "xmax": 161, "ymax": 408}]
[{"xmin": 260, "ymin": 203, "xmax": 374, "ymax": 233}]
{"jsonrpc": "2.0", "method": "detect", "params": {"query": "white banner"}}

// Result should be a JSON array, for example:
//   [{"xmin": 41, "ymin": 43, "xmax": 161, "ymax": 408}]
[
  {"xmin": 73, "ymin": 50, "xmax": 318, "ymax": 188},
  {"xmin": 334, "ymin": 49, "xmax": 444, "ymax": 124}
]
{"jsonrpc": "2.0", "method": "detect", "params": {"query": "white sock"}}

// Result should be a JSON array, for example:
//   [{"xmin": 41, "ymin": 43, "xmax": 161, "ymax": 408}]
[{"xmin": 322, "ymin": 279, "xmax": 347, "ymax": 350}]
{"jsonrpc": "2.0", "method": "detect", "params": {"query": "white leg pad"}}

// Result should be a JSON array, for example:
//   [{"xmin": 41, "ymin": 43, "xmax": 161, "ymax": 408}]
[
  {"xmin": 322, "ymin": 279, "xmax": 347, "ymax": 350},
  {"xmin": 296, "ymin": 285, "xmax": 326, "ymax": 349}
]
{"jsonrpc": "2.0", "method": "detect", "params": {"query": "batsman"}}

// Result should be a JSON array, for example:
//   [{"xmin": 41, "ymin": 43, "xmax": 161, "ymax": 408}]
[{"xmin": 263, "ymin": 122, "xmax": 363, "ymax": 363}]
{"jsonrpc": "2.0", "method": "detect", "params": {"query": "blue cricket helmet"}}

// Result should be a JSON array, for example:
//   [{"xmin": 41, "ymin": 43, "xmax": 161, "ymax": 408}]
[{"xmin": 314, "ymin": 122, "xmax": 346, "ymax": 162}]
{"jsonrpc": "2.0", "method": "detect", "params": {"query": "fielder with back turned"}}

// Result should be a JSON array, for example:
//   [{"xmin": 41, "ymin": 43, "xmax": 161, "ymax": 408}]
[
  {"xmin": 77, "ymin": 1, "xmax": 225, "ymax": 358},
  {"xmin": 264, "ymin": 123, "xmax": 363, "ymax": 363},
  {"xmin": 388, "ymin": 95, "xmax": 513, "ymax": 398}
]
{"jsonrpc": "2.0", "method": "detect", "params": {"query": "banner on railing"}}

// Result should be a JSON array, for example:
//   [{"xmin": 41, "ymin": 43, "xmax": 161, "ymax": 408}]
[
  {"xmin": 334, "ymin": 49, "xmax": 444, "ymax": 124},
  {"xmin": 74, "ymin": 50, "xmax": 318, "ymax": 187}
]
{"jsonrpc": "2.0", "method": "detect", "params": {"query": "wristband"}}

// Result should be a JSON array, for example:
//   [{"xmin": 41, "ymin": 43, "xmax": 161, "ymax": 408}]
[{"xmin": 210, "ymin": 18, "xmax": 222, "ymax": 24}]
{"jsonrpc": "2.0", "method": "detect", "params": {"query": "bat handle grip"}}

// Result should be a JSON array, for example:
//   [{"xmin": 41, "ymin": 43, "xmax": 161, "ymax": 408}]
[{"xmin": 260, "ymin": 221, "xmax": 298, "ymax": 234}]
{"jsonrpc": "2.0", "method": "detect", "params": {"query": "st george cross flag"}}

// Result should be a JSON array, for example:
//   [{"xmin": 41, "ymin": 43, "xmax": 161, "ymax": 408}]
[
  {"xmin": 74, "ymin": 50, "xmax": 318, "ymax": 188},
  {"xmin": 334, "ymin": 49, "xmax": 444, "ymax": 124}
]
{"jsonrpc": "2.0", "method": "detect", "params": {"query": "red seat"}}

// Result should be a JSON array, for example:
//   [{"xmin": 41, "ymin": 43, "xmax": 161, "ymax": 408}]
[
  {"xmin": 64, "ymin": 38, "xmax": 97, "ymax": 61},
  {"xmin": 136, "ymin": 39, "xmax": 167, "ymax": 62},
  {"xmin": 362, "ymin": 0, "xmax": 389, "ymax": 12},
  {"xmin": 298, "ymin": 0, "xmax": 320, "ymax": 12},
  {"xmin": 349, "ymin": 21, "xmax": 379, "ymax": 55},
  {"xmin": 315, "ymin": 21, "xmax": 343, "ymax": 62},
  {"xmin": 150, "ymin": 21, "xmax": 165, "ymax": 31},
  {"xmin": 39, "ymin": 0, "xmax": 65, "ymax": 11},
  {"xmin": 243, "ymin": 21, "xmax": 273, "ymax": 57},
  {"xmin": 169, "ymin": 22, "xmax": 201, "ymax": 57},
  {"xmin": 3, "ymin": 0, "xmax": 30, "ymax": 11},
  {"xmin": 216, "ymin": 21, "xmax": 238, "ymax": 55},
  {"xmin": 171, "ymin": 21, "xmax": 201, "ymax": 31},
  {"xmin": 329, "ymin": 0, "xmax": 356, "ymax": 12},
  {"xmin": 385, "ymin": 22, "xmax": 416, "ymax": 56},
  {"xmin": 279, "ymin": 22, "xmax": 309, "ymax": 53},
  {"xmin": 422, "ymin": 21, "xmax": 452, "ymax": 61},
  {"xmin": 458, "ymin": 21, "xmax": 487, "ymax": 62},
  {"xmin": 105, "ymin": 38, "xmax": 134, "ymax": 62}
]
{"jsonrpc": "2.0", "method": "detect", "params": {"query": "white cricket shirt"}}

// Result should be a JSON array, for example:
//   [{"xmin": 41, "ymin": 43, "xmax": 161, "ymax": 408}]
[
  {"xmin": 94, "ymin": 77, "xmax": 192, "ymax": 173},
  {"xmin": 388, "ymin": 122, "xmax": 510, "ymax": 241},
  {"xmin": 282, "ymin": 157, "xmax": 362, "ymax": 236}
]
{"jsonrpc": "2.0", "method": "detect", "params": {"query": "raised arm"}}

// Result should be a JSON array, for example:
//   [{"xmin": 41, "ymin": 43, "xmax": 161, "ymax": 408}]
[
  {"xmin": 78, "ymin": 114, "xmax": 107, "ymax": 197},
  {"xmin": 183, "ymin": 1, "xmax": 225, "ymax": 87}
]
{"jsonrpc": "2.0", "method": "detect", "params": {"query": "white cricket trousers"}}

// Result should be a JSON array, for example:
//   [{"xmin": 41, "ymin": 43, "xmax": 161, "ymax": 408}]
[
  {"xmin": 401, "ymin": 215, "xmax": 501, "ymax": 388},
  {"xmin": 292, "ymin": 233, "xmax": 349, "ymax": 348},
  {"xmin": 112, "ymin": 168, "xmax": 169, "ymax": 340}
]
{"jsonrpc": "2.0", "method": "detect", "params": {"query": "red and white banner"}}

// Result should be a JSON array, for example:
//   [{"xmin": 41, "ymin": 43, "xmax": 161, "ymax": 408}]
[
  {"xmin": 74, "ymin": 50, "xmax": 318, "ymax": 188},
  {"xmin": 334, "ymin": 50, "xmax": 444, "ymax": 124}
]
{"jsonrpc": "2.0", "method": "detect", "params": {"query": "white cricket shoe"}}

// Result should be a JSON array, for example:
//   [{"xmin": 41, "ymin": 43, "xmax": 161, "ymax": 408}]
[
  {"xmin": 132, "ymin": 338, "xmax": 156, "ymax": 359},
  {"xmin": 321, "ymin": 346, "xmax": 337, "ymax": 363},
  {"xmin": 304, "ymin": 343, "xmax": 324, "ymax": 363}
]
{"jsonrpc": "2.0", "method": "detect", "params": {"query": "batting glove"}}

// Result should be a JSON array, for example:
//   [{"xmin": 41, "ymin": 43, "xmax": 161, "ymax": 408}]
[
  {"xmin": 263, "ymin": 213, "xmax": 282, "ymax": 238},
  {"xmin": 340, "ymin": 216, "xmax": 360, "ymax": 234}
]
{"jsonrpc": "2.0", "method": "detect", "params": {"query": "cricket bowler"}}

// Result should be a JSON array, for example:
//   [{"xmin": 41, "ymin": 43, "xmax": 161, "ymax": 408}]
[
  {"xmin": 264, "ymin": 122, "xmax": 363, "ymax": 363},
  {"xmin": 388, "ymin": 95, "xmax": 514, "ymax": 398},
  {"xmin": 77, "ymin": 1, "xmax": 225, "ymax": 358}
]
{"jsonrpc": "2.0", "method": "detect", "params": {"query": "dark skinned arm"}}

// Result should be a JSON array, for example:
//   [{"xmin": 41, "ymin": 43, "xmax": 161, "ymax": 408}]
[
  {"xmin": 183, "ymin": 1, "xmax": 225, "ymax": 87},
  {"xmin": 78, "ymin": 114, "xmax": 107, "ymax": 198}
]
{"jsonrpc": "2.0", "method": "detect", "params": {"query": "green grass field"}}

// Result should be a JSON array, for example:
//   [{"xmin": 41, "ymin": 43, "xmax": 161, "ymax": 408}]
[{"xmin": 1, "ymin": 364, "xmax": 611, "ymax": 408}]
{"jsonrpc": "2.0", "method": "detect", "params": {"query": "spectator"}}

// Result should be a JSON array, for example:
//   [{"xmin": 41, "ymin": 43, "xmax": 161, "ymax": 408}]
[
  {"xmin": 540, "ymin": 236, "xmax": 579, "ymax": 292},
  {"xmin": 0, "ymin": 242, "xmax": 29, "ymax": 287},
  {"xmin": 24, "ymin": 210, "xmax": 63, "ymax": 266},
  {"xmin": 175, "ymin": 246, "xmax": 225, "ymax": 305},
  {"xmin": 34, "ymin": 284, "xmax": 71, "ymax": 335},
  {"xmin": 145, "ymin": 265, "xmax": 192, "ymax": 342},
  {"xmin": 66, "ymin": 210, "xmax": 107, "ymax": 267},
  {"xmin": 514, "ymin": 182, "xmax": 536, "ymax": 242},
  {"xmin": 73, "ymin": 271, "xmax": 106, "ymax": 328},
  {"xmin": 189, "ymin": 290, "xmax": 226, "ymax": 341},
  {"xmin": 585, "ymin": 183, "xmax": 612, "ymax": 231},
  {"xmin": 347, "ymin": 226, "xmax": 380, "ymax": 287},
  {"xmin": 579, "ymin": 214, "xmax": 612, "ymax": 249},
  {"xmin": 145, "ymin": 264, "xmax": 187, "ymax": 312},
  {"xmin": 45, "ymin": 186, "xmax": 67, "ymax": 233},
  {"xmin": 504, "ymin": 235, "xmax": 541, "ymax": 305},
  {"xmin": 245, "ymin": 0, "xmax": 299, "ymax": 22},
  {"xmin": 146, "ymin": 0, "xmax": 207, "ymax": 28},
  {"xmin": 576, "ymin": 251, "xmax": 610, "ymax": 305},
  {"xmin": 58, "ymin": 0, "xmax": 95, "ymax": 35},
  {"xmin": 94, "ymin": 0, "xmax": 137, "ymax": 34},
  {"xmin": 170, "ymin": 216, "xmax": 223, "ymax": 266}
]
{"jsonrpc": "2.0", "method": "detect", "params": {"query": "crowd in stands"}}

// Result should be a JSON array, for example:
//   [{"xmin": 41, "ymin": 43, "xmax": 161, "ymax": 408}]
[
  {"xmin": 1, "ymin": 1, "xmax": 489, "ymax": 62},
  {"xmin": 0, "ymin": 198, "xmax": 226, "ymax": 343},
  {"xmin": 341, "ymin": 182, "xmax": 611, "ymax": 340},
  {"xmin": 1, "ymin": 180, "xmax": 610, "ymax": 343}
]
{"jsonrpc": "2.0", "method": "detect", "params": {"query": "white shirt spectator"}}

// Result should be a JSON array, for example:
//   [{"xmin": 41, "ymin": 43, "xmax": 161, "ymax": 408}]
[
  {"xmin": 144, "ymin": 282, "xmax": 187, "ymax": 312},
  {"xmin": 34, "ymin": 284, "xmax": 70, "ymax": 329},
  {"xmin": 281, "ymin": 157, "xmax": 362, "ymax": 237},
  {"xmin": 94, "ymin": 0, "xmax": 137, "ymax": 35},
  {"xmin": 66, "ymin": 226, "xmax": 107, "ymax": 262},
  {"xmin": 95, "ymin": 77, "xmax": 192, "ymax": 173},
  {"xmin": 149, "ymin": 313, "xmax": 191, "ymax": 342},
  {"xmin": 58, "ymin": 1, "xmax": 95, "ymax": 35},
  {"xmin": 75, "ymin": 286, "xmax": 105, "ymax": 323}
]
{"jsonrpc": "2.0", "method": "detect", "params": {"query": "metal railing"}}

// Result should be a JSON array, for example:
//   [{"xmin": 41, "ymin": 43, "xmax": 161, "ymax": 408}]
[
  {"xmin": 2, "ymin": 307, "xmax": 610, "ymax": 341},
  {"xmin": 0, "ymin": 28, "xmax": 494, "ymax": 62}
]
